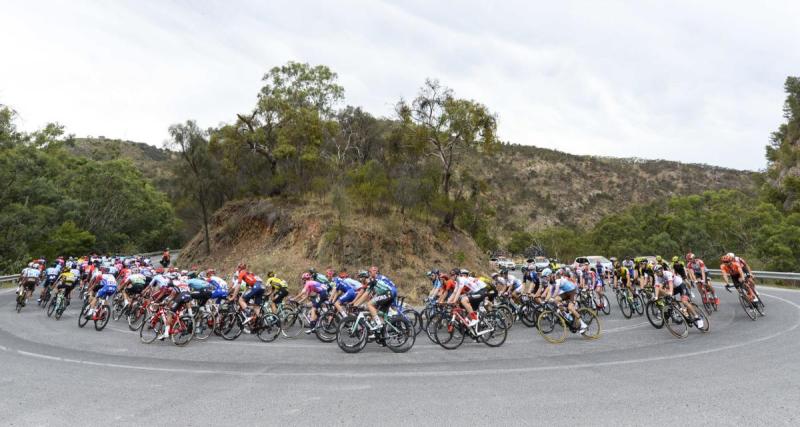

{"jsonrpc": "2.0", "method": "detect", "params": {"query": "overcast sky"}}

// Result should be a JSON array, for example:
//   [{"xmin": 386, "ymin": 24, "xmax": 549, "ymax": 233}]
[{"xmin": 2, "ymin": 0, "xmax": 799, "ymax": 170}]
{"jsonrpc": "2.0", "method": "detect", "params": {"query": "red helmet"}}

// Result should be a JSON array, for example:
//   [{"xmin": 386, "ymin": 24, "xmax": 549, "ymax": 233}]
[{"xmin": 155, "ymin": 267, "xmax": 165, "ymax": 274}]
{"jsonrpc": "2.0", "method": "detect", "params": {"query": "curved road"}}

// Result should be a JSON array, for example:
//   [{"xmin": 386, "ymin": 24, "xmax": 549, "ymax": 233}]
[{"xmin": 1, "ymin": 284, "xmax": 798, "ymax": 426}]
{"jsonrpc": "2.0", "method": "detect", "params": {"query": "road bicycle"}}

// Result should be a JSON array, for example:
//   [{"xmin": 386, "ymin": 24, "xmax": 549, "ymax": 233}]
[
  {"xmin": 696, "ymin": 279, "xmax": 719, "ymax": 315},
  {"xmin": 336, "ymin": 308, "xmax": 415, "ymax": 353},
  {"xmin": 139, "ymin": 304, "xmax": 195, "ymax": 346},
  {"xmin": 432, "ymin": 304, "xmax": 508, "ymax": 350},
  {"xmin": 537, "ymin": 301, "xmax": 601, "ymax": 344},
  {"xmin": 726, "ymin": 281, "xmax": 765, "ymax": 321},
  {"xmin": 616, "ymin": 285, "xmax": 644, "ymax": 318},
  {"xmin": 78, "ymin": 294, "xmax": 112, "ymax": 331},
  {"xmin": 218, "ymin": 302, "xmax": 281, "ymax": 343}
]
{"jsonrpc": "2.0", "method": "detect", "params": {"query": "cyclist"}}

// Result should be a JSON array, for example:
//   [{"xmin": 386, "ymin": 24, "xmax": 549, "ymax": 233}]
[
  {"xmin": 264, "ymin": 271, "xmax": 289, "ymax": 314},
  {"xmin": 85, "ymin": 267, "xmax": 117, "ymax": 319},
  {"xmin": 731, "ymin": 253, "xmax": 758, "ymax": 296},
  {"xmin": 206, "ymin": 270, "xmax": 229, "ymax": 302},
  {"xmin": 436, "ymin": 272, "xmax": 457, "ymax": 304},
  {"xmin": 235, "ymin": 269, "xmax": 265, "ymax": 328},
  {"xmin": 449, "ymin": 269, "xmax": 486, "ymax": 327},
  {"xmin": 686, "ymin": 253, "xmax": 718, "ymax": 305},
  {"xmin": 292, "ymin": 272, "xmax": 328, "ymax": 333},
  {"xmin": 653, "ymin": 265, "xmax": 703, "ymax": 328},
  {"xmin": 38, "ymin": 263, "xmax": 60, "ymax": 304},
  {"xmin": 187, "ymin": 274, "xmax": 213, "ymax": 309},
  {"xmin": 55, "ymin": 264, "xmax": 79, "ymax": 306},
  {"xmin": 721, "ymin": 254, "xmax": 758, "ymax": 304},
  {"xmin": 119, "ymin": 267, "xmax": 147, "ymax": 309},
  {"xmin": 614, "ymin": 259, "xmax": 634, "ymax": 300},
  {"xmin": 592, "ymin": 261, "xmax": 607, "ymax": 310},
  {"xmin": 426, "ymin": 270, "xmax": 442, "ymax": 300},
  {"xmin": 330, "ymin": 272, "xmax": 360, "ymax": 317},
  {"xmin": 545, "ymin": 269, "xmax": 587, "ymax": 333},
  {"xmin": 17, "ymin": 263, "xmax": 41, "ymax": 306},
  {"xmin": 363, "ymin": 266, "xmax": 398, "ymax": 330}
]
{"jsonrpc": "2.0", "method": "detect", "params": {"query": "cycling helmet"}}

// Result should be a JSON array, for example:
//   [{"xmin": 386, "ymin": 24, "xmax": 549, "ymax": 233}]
[
  {"xmin": 623, "ymin": 260, "xmax": 634, "ymax": 269},
  {"xmin": 301, "ymin": 272, "xmax": 312, "ymax": 281},
  {"xmin": 655, "ymin": 256, "xmax": 663, "ymax": 262},
  {"xmin": 653, "ymin": 265, "xmax": 664, "ymax": 274},
  {"xmin": 460, "ymin": 269, "xmax": 470, "ymax": 275},
  {"xmin": 671, "ymin": 256, "xmax": 679, "ymax": 263},
  {"xmin": 206, "ymin": 269, "xmax": 216, "ymax": 276},
  {"xmin": 491, "ymin": 272, "xmax": 500, "ymax": 279},
  {"xmin": 357, "ymin": 271, "xmax": 369, "ymax": 279},
  {"xmin": 686, "ymin": 252, "xmax": 695, "ymax": 261},
  {"xmin": 721, "ymin": 254, "xmax": 732, "ymax": 263},
  {"xmin": 187, "ymin": 271, "xmax": 198, "ymax": 279},
  {"xmin": 500, "ymin": 268, "xmax": 509, "ymax": 275},
  {"xmin": 727, "ymin": 252, "xmax": 735, "ymax": 258},
  {"xmin": 155, "ymin": 267, "xmax": 164, "ymax": 274}
]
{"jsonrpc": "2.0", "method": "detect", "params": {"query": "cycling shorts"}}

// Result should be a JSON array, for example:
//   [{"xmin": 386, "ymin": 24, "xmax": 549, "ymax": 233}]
[
  {"xmin": 465, "ymin": 288, "xmax": 488, "ymax": 310},
  {"xmin": 336, "ymin": 288, "xmax": 356, "ymax": 304},
  {"xmin": 127, "ymin": 283, "xmax": 146, "ymax": 295},
  {"xmin": 92, "ymin": 283, "xmax": 103, "ymax": 294},
  {"xmin": 211, "ymin": 288, "xmax": 228, "ymax": 299},
  {"xmin": 272, "ymin": 288, "xmax": 289, "ymax": 304},
  {"xmin": 170, "ymin": 291, "xmax": 191, "ymax": 312},
  {"xmin": 22, "ymin": 279, "xmax": 37, "ymax": 291},
  {"xmin": 97, "ymin": 285, "xmax": 117, "ymax": 298},
  {"xmin": 190, "ymin": 289, "xmax": 212, "ymax": 306},
  {"xmin": 559, "ymin": 289, "xmax": 577, "ymax": 302},
  {"xmin": 370, "ymin": 292, "xmax": 392, "ymax": 312},
  {"xmin": 242, "ymin": 284, "xmax": 265, "ymax": 305},
  {"xmin": 672, "ymin": 284, "xmax": 689, "ymax": 302},
  {"xmin": 312, "ymin": 292, "xmax": 328, "ymax": 309}
]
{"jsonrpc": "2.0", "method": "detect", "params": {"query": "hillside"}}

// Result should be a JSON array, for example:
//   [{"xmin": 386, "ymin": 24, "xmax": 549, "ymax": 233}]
[
  {"xmin": 68, "ymin": 137, "xmax": 758, "ymax": 250},
  {"xmin": 67, "ymin": 137, "xmax": 177, "ymax": 192},
  {"xmin": 481, "ymin": 143, "xmax": 758, "ymax": 237},
  {"xmin": 179, "ymin": 198, "xmax": 488, "ymax": 300}
]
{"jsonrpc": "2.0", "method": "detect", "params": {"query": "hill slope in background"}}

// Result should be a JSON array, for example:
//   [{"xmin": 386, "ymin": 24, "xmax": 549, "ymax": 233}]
[
  {"xmin": 69, "ymin": 137, "xmax": 758, "ymax": 252},
  {"xmin": 68, "ymin": 137, "xmax": 177, "ymax": 191},
  {"xmin": 179, "ymin": 198, "xmax": 488, "ymax": 300},
  {"xmin": 482, "ymin": 144, "xmax": 758, "ymax": 236}
]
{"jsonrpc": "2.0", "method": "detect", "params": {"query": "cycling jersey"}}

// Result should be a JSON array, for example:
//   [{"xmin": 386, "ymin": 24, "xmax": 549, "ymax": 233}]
[
  {"xmin": 188, "ymin": 278, "xmax": 210, "ymax": 291},
  {"xmin": 58, "ymin": 271, "xmax": 77, "ymax": 285},
  {"xmin": 457, "ymin": 276, "xmax": 484, "ymax": 293},
  {"xmin": 266, "ymin": 277, "xmax": 288, "ymax": 291},
  {"xmin": 209, "ymin": 276, "xmax": 229, "ymax": 299},
  {"xmin": 22, "ymin": 267, "xmax": 41, "ymax": 279},
  {"xmin": 97, "ymin": 274, "xmax": 117, "ymax": 298},
  {"xmin": 45, "ymin": 267, "xmax": 60, "ymax": 282},
  {"xmin": 689, "ymin": 259, "xmax": 707, "ymax": 275},
  {"xmin": 303, "ymin": 280, "xmax": 327, "ymax": 295},
  {"xmin": 555, "ymin": 278, "xmax": 577, "ymax": 294},
  {"xmin": 369, "ymin": 278, "xmax": 395, "ymax": 295},
  {"xmin": 654, "ymin": 271, "xmax": 681, "ymax": 287},
  {"xmin": 721, "ymin": 262, "xmax": 744, "ymax": 278}
]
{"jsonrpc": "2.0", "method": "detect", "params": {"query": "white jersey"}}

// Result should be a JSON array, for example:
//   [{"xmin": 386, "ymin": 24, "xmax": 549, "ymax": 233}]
[
  {"xmin": 458, "ymin": 276, "xmax": 485, "ymax": 293},
  {"xmin": 22, "ymin": 267, "xmax": 41, "ymax": 279},
  {"xmin": 655, "ymin": 270, "xmax": 682, "ymax": 286}
]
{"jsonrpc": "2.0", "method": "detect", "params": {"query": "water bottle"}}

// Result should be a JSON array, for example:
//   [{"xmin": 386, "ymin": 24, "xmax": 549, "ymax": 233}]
[{"xmin": 565, "ymin": 312, "xmax": 573, "ymax": 322}]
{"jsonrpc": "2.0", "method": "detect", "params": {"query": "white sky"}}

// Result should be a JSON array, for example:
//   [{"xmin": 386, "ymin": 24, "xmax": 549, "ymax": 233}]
[{"xmin": 2, "ymin": 0, "xmax": 799, "ymax": 170}]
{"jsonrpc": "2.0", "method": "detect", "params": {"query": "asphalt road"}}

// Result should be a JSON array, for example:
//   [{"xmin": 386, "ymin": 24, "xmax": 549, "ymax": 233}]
[{"xmin": 1, "ymin": 282, "xmax": 798, "ymax": 426}]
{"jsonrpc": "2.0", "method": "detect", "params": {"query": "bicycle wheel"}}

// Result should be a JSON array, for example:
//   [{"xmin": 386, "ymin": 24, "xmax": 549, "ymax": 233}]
[
  {"xmin": 646, "ymin": 300, "xmax": 664, "ymax": 329},
  {"xmin": 54, "ymin": 297, "xmax": 65, "ymax": 320},
  {"xmin": 691, "ymin": 304, "xmax": 710, "ymax": 333},
  {"xmin": 495, "ymin": 305, "xmax": 514, "ymax": 330},
  {"xmin": 537, "ymin": 310, "xmax": 567, "ymax": 343},
  {"xmin": 139, "ymin": 314, "xmax": 162, "ymax": 344},
  {"xmin": 280, "ymin": 309, "xmax": 304, "ymax": 338},
  {"xmin": 194, "ymin": 311, "xmax": 216, "ymax": 340},
  {"xmin": 578, "ymin": 308, "xmax": 601, "ymax": 339},
  {"xmin": 519, "ymin": 302, "xmax": 538, "ymax": 328},
  {"xmin": 479, "ymin": 311, "xmax": 508, "ymax": 347},
  {"xmin": 77, "ymin": 302, "xmax": 90, "ymax": 328},
  {"xmin": 739, "ymin": 294, "xmax": 757, "ymax": 321},
  {"xmin": 127, "ymin": 303, "xmax": 146, "ymax": 331},
  {"xmin": 434, "ymin": 317, "xmax": 466, "ymax": 350},
  {"xmin": 663, "ymin": 306, "xmax": 688, "ymax": 338},
  {"xmin": 171, "ymin": 315, "xmax": 195, "ymax": 346},
  {"xmin": 256, "ymin": 313, "xmax": 281, "ymax": 342},
  {"xmin": 754, "ymin": 295, "xmax": 766, "ymax": 317},
  {"xmin": 385, "ymin": 315, "xmax": 415, "ymax": 353},
  {"xmin": 633, "ymin": 293, "xmax": 645, "ymax": 315},
  {"xmin": 402, "ymin": 308, "xmax": 423, "ymax": 336},
  {"xmin": 618, "ymin": 293, "xmax": 632, "ymax": 319},
  {"xmin": 220, "ymin": 313, "xmax": 243, "ymax": 340},
  {"xmin": 337, "ymin": 315, "xmax": 367, "ymax": 353},
  {"xmin": 315, "ymin": 311, "xmax": 338, "ymax": 343},
  {"xmin": 15, "ymin": 293, "xmax": 24, "ymax": 313},
  {"xmin": 46, "ymin": 297, "xmax": 57, "ymax": 318},
  {"xmin": 424, "ymin": 313, "xmax": 443, "ymax": 344},
  {"xmin": 111, "ymin": 294, "xmax": 125, "ymax": 321},
  {"xmin": 94, "ymin": 305, "xmax": 110, "ymax": 331}
]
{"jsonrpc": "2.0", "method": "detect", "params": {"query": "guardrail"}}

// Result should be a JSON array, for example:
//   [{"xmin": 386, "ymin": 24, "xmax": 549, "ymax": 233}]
[
  {"xmin": 0, "ymin": 250, "xmax": 181, "ymax": 284},
  {"xmin": 706, "ymin": 269, "xmax": 800, "ymax": 281}
]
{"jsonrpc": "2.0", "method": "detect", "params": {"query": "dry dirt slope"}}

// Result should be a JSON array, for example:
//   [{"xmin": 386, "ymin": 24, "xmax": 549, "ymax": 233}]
[{"xmin": 179, "ymin": 199, "xmax": 489, "ymax": 301}]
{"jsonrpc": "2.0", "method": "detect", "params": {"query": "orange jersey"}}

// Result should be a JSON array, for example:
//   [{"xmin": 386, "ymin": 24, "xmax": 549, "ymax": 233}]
[{"xmin": 721, "ymin": 262, "xmax": 743, "ymax": 277}]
